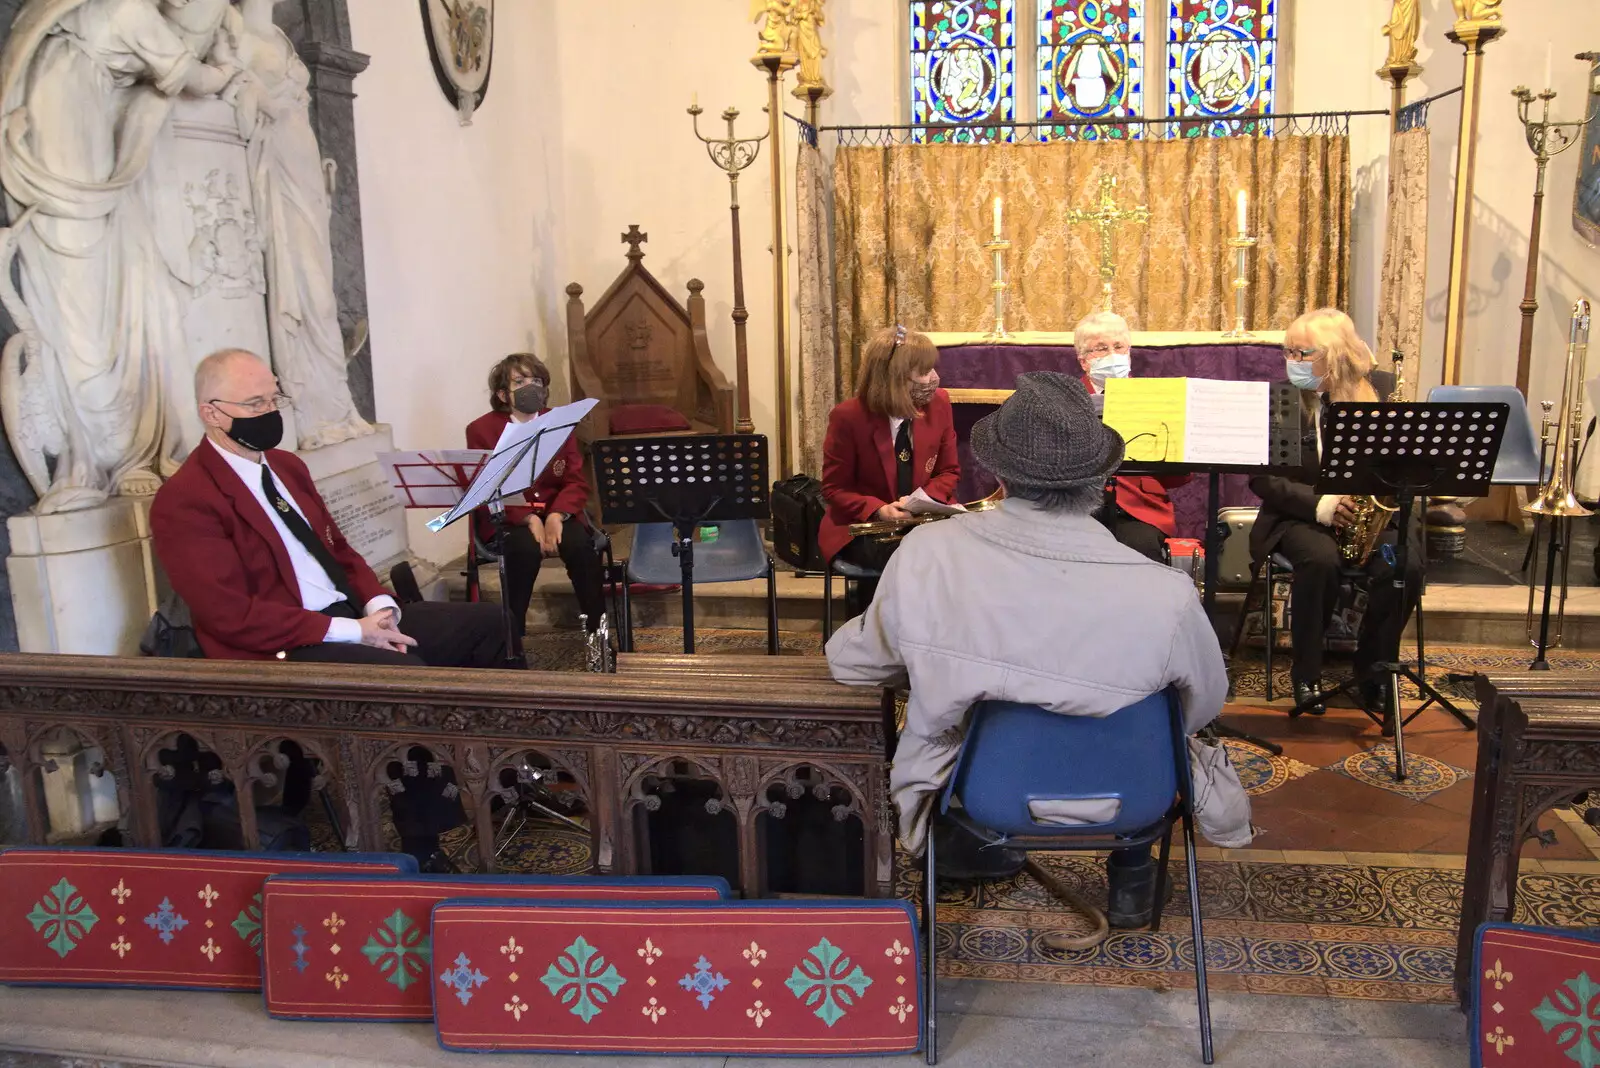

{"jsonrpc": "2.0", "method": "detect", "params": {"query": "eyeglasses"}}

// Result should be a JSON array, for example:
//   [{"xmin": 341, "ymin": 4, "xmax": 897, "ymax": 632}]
[
  {"xmin": 208, "ymin": 392, "xmax": 292, "ymax": 416},
  {"xmin": 1282, "ymin": 347, "xmax": 1320, "ymax": 362},
  {"xmin": 1079, "ymin": 342, "xmax": 1130, "ymax": 358}
]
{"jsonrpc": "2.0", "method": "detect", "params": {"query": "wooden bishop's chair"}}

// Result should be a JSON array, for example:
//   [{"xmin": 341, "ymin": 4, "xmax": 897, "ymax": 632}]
[{"xmin": 566, "ymin": 225, "xmax": 734, "ymax": 446}]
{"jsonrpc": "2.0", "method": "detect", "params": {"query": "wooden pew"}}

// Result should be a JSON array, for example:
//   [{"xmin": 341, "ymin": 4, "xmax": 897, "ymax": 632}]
[
  {"xmin": 1456, "ymin": 671, "xmax": 1600, "ymax": 1006},
  {"xmin": 0, "ymin": 653, "xmax": 894, "ymax": 898}
]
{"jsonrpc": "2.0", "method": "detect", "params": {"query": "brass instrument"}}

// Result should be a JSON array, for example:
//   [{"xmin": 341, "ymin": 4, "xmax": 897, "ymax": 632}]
[
  {"xmin": 1336, "ymin": 350, "xmax": 1404, "ymax": 566},
  {"xmin": 1524, "ymin": 299, "xmax": 1593, "ymax": 656},
  {"xmin": 847, "ymin": 485, "xmax": 1006, "ymax": 540}
]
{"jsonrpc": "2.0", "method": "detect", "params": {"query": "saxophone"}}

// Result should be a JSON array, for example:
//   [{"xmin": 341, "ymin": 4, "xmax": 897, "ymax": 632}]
[{"xmin": 1335, "ymin": 351, "xmax": 1402, "ymax": 566}]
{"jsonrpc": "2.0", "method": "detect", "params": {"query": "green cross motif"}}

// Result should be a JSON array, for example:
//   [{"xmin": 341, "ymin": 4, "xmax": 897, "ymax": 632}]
[
  {"xmin": 1533, "ymin": 972, "xmax": 1600, "ymax": 1068},
  {"xmin": 231, "ymin": 892, "xmax": 263, "ymax": 955},
  {"xmin": 361, "ymin": 909, "xmax": 431, "ymax": 991},
  {"xmin": 541, "ymin": 935, "xmax": 626, "ymax": 1024},
  {"xmin": 26, "ymin": 878, "xmax": 97, "ymax": 959},
  {"xmin": 786, "ymin": 937, "xmax": 873, "ymax": 1027}
]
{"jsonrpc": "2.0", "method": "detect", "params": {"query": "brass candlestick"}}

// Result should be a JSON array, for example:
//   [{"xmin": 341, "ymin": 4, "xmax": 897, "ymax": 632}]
[
  {"xmin": 689, "ymin": 102, "xmax": 767, "ymax": 434},
  {"xmin": 983, "ymin": 238, "xmax": 1010, "ymax": 338},
  {"xmin": 1510, "ymin": 59, "xmax": 1600, "ymax": 395},
  {"xmin": 1222, "ymin": 234, "xmax": 1258, "ymax": 338}
]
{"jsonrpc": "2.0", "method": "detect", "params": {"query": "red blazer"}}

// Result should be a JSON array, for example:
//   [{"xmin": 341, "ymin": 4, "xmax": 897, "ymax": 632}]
[
  {"xmin": 465, "ymin": 409, "xmax": 589, "ymax": 540},
  {"xmin": 150, "ymin": 440, "xmax": 388, "ymax": 660},
  {"xmin": 819, "ymin": 390, "xmax": 960, "ymax": 562},
  {"xmin": 1080, "ymin": 375, "xmax": 1187, "ymax": 537}
]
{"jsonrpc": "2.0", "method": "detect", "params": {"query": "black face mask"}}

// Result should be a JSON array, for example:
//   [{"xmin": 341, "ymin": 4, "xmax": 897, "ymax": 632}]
[
  {"xmin": 511, "ymin": 382, "xmax": 549, "ymax": 415},
  {"xmin": 224, "ymin": 409, "xmax": 284, "ymax": 452}
]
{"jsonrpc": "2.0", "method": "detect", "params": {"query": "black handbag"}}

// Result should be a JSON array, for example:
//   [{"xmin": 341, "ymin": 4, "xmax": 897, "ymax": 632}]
[
  {"xmin": 771, "ymin": 474, "xmax": 827, "ymax": 572},
  {"xmin": 140, "ymin": 590, "xmax": 204, "ymax": 659}
]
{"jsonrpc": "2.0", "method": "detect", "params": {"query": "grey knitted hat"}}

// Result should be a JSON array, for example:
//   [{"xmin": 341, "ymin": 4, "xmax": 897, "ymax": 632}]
[{"xmin": 970, "ymin": 371, "xmax": 1125, "ymax": 489}]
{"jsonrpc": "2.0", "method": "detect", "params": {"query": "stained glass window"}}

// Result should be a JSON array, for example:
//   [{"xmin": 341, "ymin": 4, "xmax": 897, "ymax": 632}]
[
  {"xmin": 1037, "ymin": 1, "xmax": 1145, "ymax": 141},
  {"xmin": 1164, "ymin": 0, "xmax": 1277, "ymax": 136},
  {"xmin": 910, "ymin": 0, "xmax": 1018, "ymax": 143}
]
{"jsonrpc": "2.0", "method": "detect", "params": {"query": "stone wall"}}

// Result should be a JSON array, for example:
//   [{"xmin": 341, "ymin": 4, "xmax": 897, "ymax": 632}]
[{"xmin": 0, "ymin": 0, "xmax": 373, "ymax": 652}]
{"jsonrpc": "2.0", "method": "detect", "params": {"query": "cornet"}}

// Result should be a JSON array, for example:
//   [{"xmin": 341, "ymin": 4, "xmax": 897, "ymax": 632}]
[{"xmin": 1525, "ymin": 299, "xmax": 1592, "ymax": 660}]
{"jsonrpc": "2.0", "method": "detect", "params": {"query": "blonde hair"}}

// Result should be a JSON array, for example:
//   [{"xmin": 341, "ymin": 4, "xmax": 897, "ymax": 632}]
[
  {"xmin": 1074, "ymin": 311, "xmax": 1131, "ymax": 350},
  {"xmin": 1286, "ymin": 308, "xmax": 1378, "ymax": 403},
  {"xmin": 856, "ymin": 326, "xmax": 938, "ymax": 420}
]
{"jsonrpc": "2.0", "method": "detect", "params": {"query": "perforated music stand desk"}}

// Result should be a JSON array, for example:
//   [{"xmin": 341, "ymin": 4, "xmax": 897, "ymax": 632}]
[
  {"xmin": 1310, "ymin": 401, "xmax": 1508, "ymax": 781},
  {"xmin": 592, "ymin": 434, "xmax": 770, "ymax": 653}
]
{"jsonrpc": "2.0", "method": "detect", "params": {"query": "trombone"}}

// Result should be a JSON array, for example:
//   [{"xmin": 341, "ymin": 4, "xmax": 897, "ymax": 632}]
[{"xmin": 1524, "ymin": 299, "xmax": 1592, "ymax": 666}]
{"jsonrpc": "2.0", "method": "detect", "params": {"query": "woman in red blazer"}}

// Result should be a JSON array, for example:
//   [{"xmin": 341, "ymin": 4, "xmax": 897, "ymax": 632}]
[
  {"xmin": 465, "ymin": 353, "xmax": 605, "ymax": 637},
  {"xmin": 820, "ymin": 326, "xmax": 960, "ymax": 608}
]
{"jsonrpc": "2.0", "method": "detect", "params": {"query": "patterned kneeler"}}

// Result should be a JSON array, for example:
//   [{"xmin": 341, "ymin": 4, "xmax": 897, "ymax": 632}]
[
  {"xmin": 430, "ymin": 900, "xmax": 922, "ymax": 1056},
  {"xmin": 0, "ymin": 847, "xmax": 413, "ymax": 991},
  {"xmin": 1473, "ymin": 923, "xmax": 1600, "ymax": 1067},
  {"xmin": 262, "ymin": 874, "xmax": 727, "ymax": 1021}
]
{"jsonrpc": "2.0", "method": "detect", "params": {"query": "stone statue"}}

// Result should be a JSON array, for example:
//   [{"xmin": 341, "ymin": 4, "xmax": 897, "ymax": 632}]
[
  {"xmin": 0, "ymin": 0, "xmax": 240, "ymax": 513},
  {"xmin": 790, "ymin": 0, "xmax": 829, "ymax": 96},
  {"xmin": 217, "ymin": 0, "xmax": 372, "ymax": 450},
  {"xmin": 1380, "ymin": 0, "xmax": 1420, "ymax": 69},
  {"xmin": 750, "ymin": 0, "xmax": 795, "ymax": 58},
  {"xmin": 1452, "ymin": 0, "xmax": 1501, "ymax": 24}
]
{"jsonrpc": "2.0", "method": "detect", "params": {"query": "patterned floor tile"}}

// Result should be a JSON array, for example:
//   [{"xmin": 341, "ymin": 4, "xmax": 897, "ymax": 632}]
[
  {"xmin": 1220, "ymin": 739, "xmax": 1318, "ymax": 797},
  {"xmin": 1326, "ymin": 744, "xmax": 1472, "ymax": 802}
]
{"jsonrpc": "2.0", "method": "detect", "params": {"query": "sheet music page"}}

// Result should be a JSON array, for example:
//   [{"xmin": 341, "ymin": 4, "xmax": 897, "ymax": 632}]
[
  {"xmin": 1183, "ymin": 379, "xmax": 1270, "ymax": 465},
  {"xmin": 1102, "ymin": 378, "xmax": 1187, "ymax": 463},
  {"xmin": 426, "ymin": 399, "xmax": 599, "ymax": 532},
  {"xmin": 378, "ymin": 451, "xmax": 488, "ymax": 509},
  {"xmin": 904, "ymin": 486, "xmax": 966, "ymax": 516}
]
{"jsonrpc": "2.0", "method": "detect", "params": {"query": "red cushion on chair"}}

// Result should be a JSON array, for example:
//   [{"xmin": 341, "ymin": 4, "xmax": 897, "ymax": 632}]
[{"xmin": 609, "ymin": 404, "xmax": 691, "ymax": 435}]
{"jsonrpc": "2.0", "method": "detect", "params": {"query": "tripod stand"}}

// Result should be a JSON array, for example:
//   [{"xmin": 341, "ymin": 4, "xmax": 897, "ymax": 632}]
[{"xmin": 1286, "ymin": 401, "xmax": 1507, "ymax": 780}]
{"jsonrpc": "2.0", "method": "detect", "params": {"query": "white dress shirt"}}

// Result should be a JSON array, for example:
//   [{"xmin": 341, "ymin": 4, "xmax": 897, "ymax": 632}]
[{"xmin": 208, "ymin": 438, "xmax": 397, "ymax": 643}]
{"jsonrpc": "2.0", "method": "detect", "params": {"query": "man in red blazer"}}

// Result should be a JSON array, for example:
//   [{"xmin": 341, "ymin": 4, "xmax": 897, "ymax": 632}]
[
  {"xmin": 1075, "ymin": 311, "xmax": 1189, "ymax": 562},
  {"xmin": 818, "ymin": 336, "xmax": 961, "ymax": 568},
  {"xmin": 466, "ymin": 353, "xmax": 605, "ymax": 637},
  {"xmin": 151, "ymin": 348, "xmax": 505, "ymax": 667}
]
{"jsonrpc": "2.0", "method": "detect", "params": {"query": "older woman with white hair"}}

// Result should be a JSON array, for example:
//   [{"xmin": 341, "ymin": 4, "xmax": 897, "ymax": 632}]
[{"xmin": 1074, "ymin": 311, "xmax": 1189, "ymax": 561}]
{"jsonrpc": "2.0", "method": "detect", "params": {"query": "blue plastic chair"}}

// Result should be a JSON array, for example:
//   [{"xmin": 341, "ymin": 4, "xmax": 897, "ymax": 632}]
[
  {"xmin": 923, "ymin": 690, "xmax": 1213, "ymax": 1065},
  {"xmin": 625, "ymin": 518, "xmax": 777, "ymax": 654},
  {"xmin": 821, "ymin": 556, "xmax": 882, "ymax": 639},
  {"xmin": 1426, "ymin": 385, "xmax": 1541, "ymax": 485}
]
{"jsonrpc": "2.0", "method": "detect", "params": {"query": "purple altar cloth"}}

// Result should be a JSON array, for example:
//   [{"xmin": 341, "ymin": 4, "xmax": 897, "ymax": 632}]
[{"xmin": 941, "ymin": 342, "xmax": 1286, "ymax": 539}]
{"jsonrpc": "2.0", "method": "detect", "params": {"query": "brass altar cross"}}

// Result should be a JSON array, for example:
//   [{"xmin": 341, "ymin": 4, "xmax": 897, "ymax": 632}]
[{"xmin": 1065, "ymin": 175, "xmax": 1150, "ymax": 312}]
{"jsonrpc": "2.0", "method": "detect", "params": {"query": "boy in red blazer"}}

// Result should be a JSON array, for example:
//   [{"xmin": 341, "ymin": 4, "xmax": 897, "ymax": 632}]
[
  {"xmin": 820, "ymin": 326, "xmax": 960, "ymax": 611},
  {"xmin": 1075, "ymin": 311, "xmax": 1189, "ymax": 561},
  {"xmin": 466, "ymin": 353, "xmax": 605, "ymax": 637}
]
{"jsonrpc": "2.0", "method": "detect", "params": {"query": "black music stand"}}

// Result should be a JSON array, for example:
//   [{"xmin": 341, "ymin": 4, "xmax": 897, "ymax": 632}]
[
  {"xmin": 1286, "ymin": 401, "xmax": 1506, "ymax": 781},
  {"xmin": 592, "ymin": 434, "xmax": 770, "ymax": 653}
]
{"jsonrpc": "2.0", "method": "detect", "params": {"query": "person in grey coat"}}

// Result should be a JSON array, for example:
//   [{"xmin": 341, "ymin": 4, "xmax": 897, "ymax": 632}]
[{"xmin": 826, "ymin": 371, "xmax": 1252, "ymax": 928}]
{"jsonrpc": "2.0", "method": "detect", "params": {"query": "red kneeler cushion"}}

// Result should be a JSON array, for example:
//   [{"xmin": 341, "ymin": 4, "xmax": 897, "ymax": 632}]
[
  {"xmin": 0, "ymin": 847, "xmax": 412, "ymax": 992},
  {"xmin": 430, "ymin": 900, "xmax": 922, "ymax": 1056},
  {"xmin": 608, "ymin": 404, "xmax": 692, "ymax": 435},
  {"xmin": 261, "ymin": 874, "xmax": 727, "ymax": 1022},
  {"xmin": 1473, "ymin": 924, "xmax": 1600, "ymax": 1067}
]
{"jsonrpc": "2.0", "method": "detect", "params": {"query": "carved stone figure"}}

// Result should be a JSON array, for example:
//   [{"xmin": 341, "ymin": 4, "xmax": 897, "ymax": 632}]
[
  {"xmin": 220, "ymin": 0, "xmax": 372, "ymax": 449},
  {"xmin": 1381, "ymin": 0, "xmax": 1420, "ymax": 69},
  {"xmin": 0, "ymin": 0, "xmax": 239, "ymax": 513}
]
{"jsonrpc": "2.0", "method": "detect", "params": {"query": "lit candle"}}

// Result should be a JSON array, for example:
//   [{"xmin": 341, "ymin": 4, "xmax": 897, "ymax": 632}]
[
  {"xmin": 993, "ymin": 196, "xmax": 1003, "ymax": 239},
  {"xmin": 1236, "ymin": 189, "xmax": 1248, "ymax": 235}
]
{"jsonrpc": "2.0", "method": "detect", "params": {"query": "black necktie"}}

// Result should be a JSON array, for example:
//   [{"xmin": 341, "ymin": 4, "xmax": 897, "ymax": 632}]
[
  {"xmin": 895, "ymin": 419, "xmax": 914, "ymax": 499},
  {"xmin": 260, "ymin": 466, "xmax": 360, "ymax": 609}
]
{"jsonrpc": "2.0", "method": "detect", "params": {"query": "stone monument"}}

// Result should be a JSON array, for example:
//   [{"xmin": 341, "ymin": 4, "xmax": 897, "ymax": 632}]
[{"xmin": 0, "ymin": 0, "xmax": 418, "ymax": 656}]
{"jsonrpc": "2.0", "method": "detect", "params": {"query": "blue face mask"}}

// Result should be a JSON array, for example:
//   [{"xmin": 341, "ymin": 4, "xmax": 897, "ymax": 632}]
[
  {"xmin": 1087, "ymin": 353, "xmax": 1131, "ymax": 387},
  {"xmin": 1285, "ymin": 358, "xmax": 1324, "ymax": 391}
]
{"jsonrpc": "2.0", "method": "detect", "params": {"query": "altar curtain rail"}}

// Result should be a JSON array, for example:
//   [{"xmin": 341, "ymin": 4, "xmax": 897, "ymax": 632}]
[
  {"xmin": 821, "ymin": 109, "xmax": 1381, "ymax": 147},
  {"xmin": 1397, "ymin": 85, "xmax": 1464, "ymax": 134}
]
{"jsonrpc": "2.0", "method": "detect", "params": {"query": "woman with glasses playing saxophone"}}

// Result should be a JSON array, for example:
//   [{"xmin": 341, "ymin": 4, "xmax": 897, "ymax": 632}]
[
  {"xmin": 1248, "ymin": 309, "xmax": 1420, "ymax": 720},
  {"xmin": 820, "ymin": 326, "xmax": 961, "ymax": 616}
]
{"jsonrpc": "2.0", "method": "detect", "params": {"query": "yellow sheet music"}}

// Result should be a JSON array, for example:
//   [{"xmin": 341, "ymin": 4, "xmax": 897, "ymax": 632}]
[{"xmin": 1102, "ymin": 378, "xmax": 1187, "ymax": 463}]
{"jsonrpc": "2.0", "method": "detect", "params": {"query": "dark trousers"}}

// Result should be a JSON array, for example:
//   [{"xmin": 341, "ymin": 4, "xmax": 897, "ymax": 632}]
[
  {"xmin": 284, "ymin": 600, "xmax": 508, "ymax": 668},
  {"xmin": 838, "ymin": 535, "xmax": 902, "ymax": 617},
  {"xmin": 1272, "ymin": 521, "xmax": 1421, "ymax": 684},
  {"xmin": 500, "ymin": 519, "xmax": 606, "ymax": 635},
  {"xmin": 1099, "ymin": 505, "xmax": 1167, "ymax": 563}
]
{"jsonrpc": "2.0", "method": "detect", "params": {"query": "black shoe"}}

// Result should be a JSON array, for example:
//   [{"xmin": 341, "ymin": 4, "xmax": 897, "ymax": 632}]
[
  {"xmin": 1290, "ymin": 680, "xmax": 1326, "ymax": 717},
  {"xmin": 932, "ymin": 818, "xmax": 1026, "ymax": 883},
  {"xmin": 1357, "ymin": 675, "xmax": 1396, "ymax": 735},
  {"xmin": 1105, "ymin": 854, "xmax": 1174, "ymax": 929}
]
